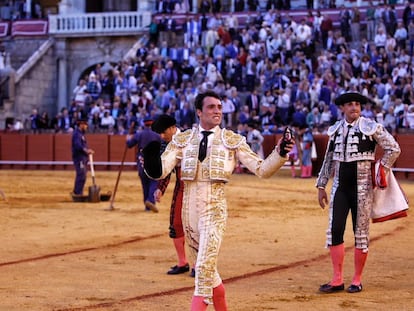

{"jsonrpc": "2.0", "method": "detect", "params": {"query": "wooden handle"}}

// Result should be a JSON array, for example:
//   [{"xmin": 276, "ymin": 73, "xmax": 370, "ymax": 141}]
[{"xmin": 89, "ymin": 153, "xmax": 95, "ymax": 178}]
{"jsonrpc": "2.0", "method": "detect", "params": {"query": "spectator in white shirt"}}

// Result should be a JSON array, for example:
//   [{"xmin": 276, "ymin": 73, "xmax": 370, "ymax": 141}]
[
  {"xmin": 394, "ymin": 22, "xmax": 408, "ymax": 51},
  {"xmin": 404, "ymin": 104, "xmax": 414, "ymax": 129},
  {"xmin": 72, "ymin": 79, "xmax": 87, "ymax": 107},
  {"xmin": 221, "ymin": 94, "xmax": 236, "ymax": 128},
  {"xmin": 320, "ymin": 104, "xmax": 332, "ymax": 127},
  {"xmin": 295, "ymin": 19, "xmax": 312, "ymax": 45},
  {"xmin": 374, "ymin": 28, "xmax": 387, "ymax": 52},
  {"xmin": 246, "ymin": 121, "xmax": 265, "ymax": 159}
]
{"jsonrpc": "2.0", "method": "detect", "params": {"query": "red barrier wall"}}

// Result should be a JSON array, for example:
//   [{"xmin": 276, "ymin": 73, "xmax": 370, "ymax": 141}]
[
  {"xmin": 108, "ymin": 135, "xmax": 136, "ymax": 171},
  {"xmin": 0, "ymin": 133, "xmax": 26, "ymax": 169},
  {"xmin": 312, "ymin": 135, "xmax": 329, "ymax": 176},
  {"xmin": 261, "ymin": 134, "xmax": 413, "ymax": 179},
  {"xmin": 26, "ymin": 134, "xmax": 54, "ymax": 170},
  {"xmin": 54, "ymin": 134, "xmax": 73, "ymax": 170},
  {"xmin": 85, "ymin": 134, "xmax": 109, "ymax": 171},
  {"xmin": 0, "ymin": 133, "xmax": 412, "ymax": 179},
  {"xmin": 394, "ymin": 135, "xmax": 414, "ymax": 179},
  {"xmin": 262, "ymin": 134, "xmax": 278, "ymax": 158}
]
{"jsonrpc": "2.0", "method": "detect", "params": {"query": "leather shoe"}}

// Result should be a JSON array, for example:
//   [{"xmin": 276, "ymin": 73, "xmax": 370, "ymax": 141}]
[
  {"xmin": 144, "ymin": 201, "xmax": 159, "ymax": 213},
  {"xmin": 319, "ymin": 283, "xmax": 345, "ymax": 293},
  {"xmin": 167, "ymin": 264, "xmax": 190, "ymax": 275},
  {"xmin": 347, "ymin": 284, "xmax": 363, "ymax": 293}
]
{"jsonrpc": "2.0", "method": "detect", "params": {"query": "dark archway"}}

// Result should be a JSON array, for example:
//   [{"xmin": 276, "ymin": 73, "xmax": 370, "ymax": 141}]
[{"xmin": 78, "ymin": 62, "xmax": 118, "ymax": 83}]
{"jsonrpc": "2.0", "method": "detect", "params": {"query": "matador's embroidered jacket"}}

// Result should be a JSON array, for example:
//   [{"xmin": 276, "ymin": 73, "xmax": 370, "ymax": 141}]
[
  {"xmin": 157, "ymin": 125, "xmax": 288, "ymax": 304},
  {"xmin": 159, "ymin": 125, "xmax": 287, "ymax": 182}
]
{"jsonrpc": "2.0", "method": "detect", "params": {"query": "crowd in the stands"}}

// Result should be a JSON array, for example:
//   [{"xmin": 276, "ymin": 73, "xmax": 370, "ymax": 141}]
[{"xmin": 7, "ymin": 1, "xmax": 414, "ymax": 136}]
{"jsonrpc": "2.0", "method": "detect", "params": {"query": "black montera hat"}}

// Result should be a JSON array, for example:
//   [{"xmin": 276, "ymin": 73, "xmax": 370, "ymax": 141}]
[
  {"xmin": 151, "ymin": 114, "xmax": 176, "ymax": 134},
  {"xmin": 335, "ymin": 92, "xmax": 368, "ymax": 106}
]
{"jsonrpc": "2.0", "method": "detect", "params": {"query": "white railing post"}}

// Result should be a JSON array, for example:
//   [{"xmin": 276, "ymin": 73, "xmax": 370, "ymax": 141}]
[
  {"xmin": 49, "ymin": 12, "xmax": 150, "ymax": 35},
  {"xmin": 96, "ymin": 14, "xmax": 103, "ymax": 32}
]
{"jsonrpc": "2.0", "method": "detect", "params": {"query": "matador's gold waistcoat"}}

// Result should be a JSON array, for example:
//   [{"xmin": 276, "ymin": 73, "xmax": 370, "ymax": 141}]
[{"xmin": 171, "ymin": 127, "xmax": 244, "ymax": 182}]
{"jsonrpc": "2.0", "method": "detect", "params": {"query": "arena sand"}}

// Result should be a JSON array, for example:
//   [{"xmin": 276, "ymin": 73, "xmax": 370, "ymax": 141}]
[{"xmin": 0, "ymin": 169, "xmax": 413, "ymax": 311}]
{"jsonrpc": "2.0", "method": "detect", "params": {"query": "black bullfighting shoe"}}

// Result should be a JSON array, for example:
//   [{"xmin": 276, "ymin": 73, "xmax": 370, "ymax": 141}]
[
  {"xmin": 347, "ymin": 284, "xmax": 363, "ymax": 293},
  {"xmin": 319, "ymin": 283, "xmax": 345, "ymax": 293},
  {"xmin": 167, "ymin": 263, "xmax": 190, "ymax": 275}
]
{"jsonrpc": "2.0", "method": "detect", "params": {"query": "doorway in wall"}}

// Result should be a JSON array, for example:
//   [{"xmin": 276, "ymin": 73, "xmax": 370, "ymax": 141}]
[{"xmin": 86, "ymin": 0, "xmax": 103, "ymax": 13}]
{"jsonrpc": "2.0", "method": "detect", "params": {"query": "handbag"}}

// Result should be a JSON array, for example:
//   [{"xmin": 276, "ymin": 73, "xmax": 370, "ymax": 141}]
[{"xmin": 371, "ymin": 162, "xmax": 409, "ymax": 223}]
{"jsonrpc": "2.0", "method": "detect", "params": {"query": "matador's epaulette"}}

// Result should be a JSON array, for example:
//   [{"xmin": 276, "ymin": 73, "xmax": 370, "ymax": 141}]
[
  {"xmin": 327, "ymin": 120, "xmax": 342, "ymax": 136},
  {"xmin": 221, "ymin": 128, "xmax": 244, "ymax": 149},
  {"xmin": 172, "ymin": 128, "xmax": 193, "ymax": 147},
  {"xmin": 359, "ymin": 117, "xmax": 379, "ymax": 136}
]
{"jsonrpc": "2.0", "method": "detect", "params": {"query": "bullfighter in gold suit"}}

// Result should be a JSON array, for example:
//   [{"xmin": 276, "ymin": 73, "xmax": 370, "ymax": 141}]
[{"xmin": 143, "ymin": 90, "xmax": 294, "ymax": 310}]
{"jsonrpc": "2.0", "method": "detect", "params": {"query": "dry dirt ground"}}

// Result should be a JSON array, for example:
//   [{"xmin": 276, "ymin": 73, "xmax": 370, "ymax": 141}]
[{"xmin": 0, "ymin": 169, "xmax": 413, "ymax": 311}]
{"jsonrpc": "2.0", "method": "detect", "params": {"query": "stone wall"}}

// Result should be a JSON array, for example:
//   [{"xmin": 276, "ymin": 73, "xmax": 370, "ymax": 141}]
[
  {"xmin": 3, "ymin": 37, "xmax": 48, "ymax": 70},
  {"xmin": 0, "ymin": 34, "xmax": 144, "ymax": 129},
  {"xmin": 14, "ymin": 46, "xmax": 57, "ymax": 118}
]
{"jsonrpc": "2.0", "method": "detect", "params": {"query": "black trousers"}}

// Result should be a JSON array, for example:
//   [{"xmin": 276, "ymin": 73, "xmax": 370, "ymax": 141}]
[
  {"xmin": 73, "ymin": 159, "xmax": 87, "ymax": 195},
  {"xmin": 331, "ymin": 162, "xmax": 358, "ymax": 246}
]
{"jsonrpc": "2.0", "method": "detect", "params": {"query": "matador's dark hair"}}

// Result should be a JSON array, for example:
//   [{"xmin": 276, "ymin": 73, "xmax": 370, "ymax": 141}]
[{"xmin": 194, "ymin": 90, "xmax": 221, "ymax": 111}]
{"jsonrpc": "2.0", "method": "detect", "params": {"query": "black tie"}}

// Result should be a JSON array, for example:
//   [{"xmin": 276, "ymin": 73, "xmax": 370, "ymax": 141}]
[
  {"xmin": 343, "ymin": 124, "xmax": 352, "ymax": 159},
  {"xmin": 198, "ymin": 131, "xmax": 212, "ymax": 162}
]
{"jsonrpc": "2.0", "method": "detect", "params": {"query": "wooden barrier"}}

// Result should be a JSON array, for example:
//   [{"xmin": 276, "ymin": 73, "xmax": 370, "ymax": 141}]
[
  {"xmin": 26, "ymin": 134, "xmax": 54, "ymax": 170},
  {"xmin": 54, "ymin": 134, "xmax": 73, "ymax": 170},
  {"xmin": 0, "ymin": 133, "xmax": 27, "ymax": 169},
  {"xmin": 312, "ymin": 135, "xmax": 329, "ymax": 176},
  {"xmin": 262, "ymin": 134, "xmax": 278, "ymax": 158},
  {"xmin": 261, "ymin": 134, "xmax": 413, "ymax": 180},
  {"xmin": 394, "ymin": 134, "xmax": 414, "ymax": 179},
  {"xmin": 0, "ymin": 133, "xmax": 413, "ymax": 179},
  {"xmin": 108, "ymin": 135, "xmax": 137, "ymax": 172},
  {"xmin": 85, "ymin": 134, "xmax": 109, "ymax": 171}
]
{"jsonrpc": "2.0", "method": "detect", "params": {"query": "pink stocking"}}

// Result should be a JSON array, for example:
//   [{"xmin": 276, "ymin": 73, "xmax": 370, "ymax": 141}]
[
  {"xmin": 213, "ymin": 283, "xmax": 227, "ymax": 311},
  {"xmin": 300, "ymin": 165, "xmax": 306, "ymax": 178},
  {"xmin": 352, "ymin": 248, "xmax": 368, "ymax": 285},
  {"xmin": 330, "ymin": 244, "xmax": 345, "ymax": 285},
  {"xmin": 190, "ymin": 296, "xmax": 208, "ymax": 311},
  {"xmin": 307, "ymin": 166, "xmax": 313, "ymax": 177},
  {"xmin": 291, "ymin": 165, "xmax": 296, "ymax": 177},
  {"xmin": 173, "ymin": 236, "xmax": 187, "ymax": 267}
]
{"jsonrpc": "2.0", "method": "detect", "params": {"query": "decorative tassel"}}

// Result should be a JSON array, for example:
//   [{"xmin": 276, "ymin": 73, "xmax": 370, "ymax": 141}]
[{"xmin": 376, "ymin": 163, "xmax": 387, "ymax": 189}]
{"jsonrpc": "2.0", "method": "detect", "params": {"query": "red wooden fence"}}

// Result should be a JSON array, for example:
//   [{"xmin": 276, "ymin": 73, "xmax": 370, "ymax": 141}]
[{"xmin": 0, "ymin": 133, "xmax": 412, "ymax": 179}]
